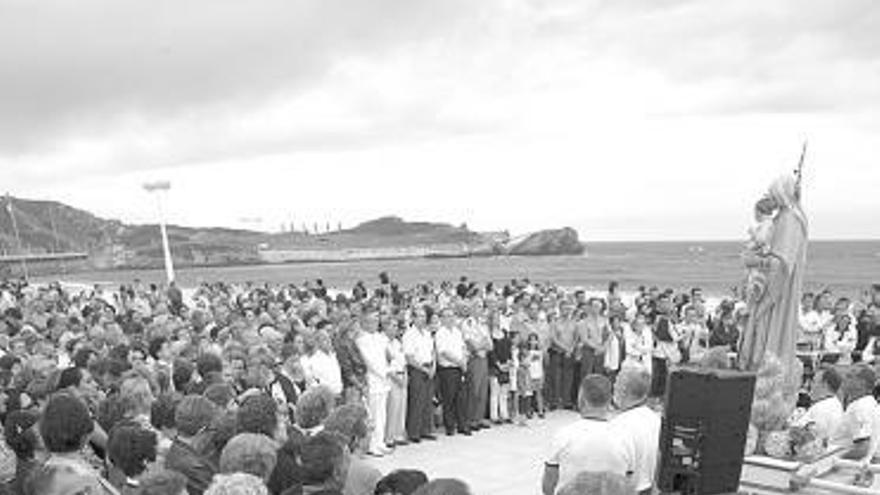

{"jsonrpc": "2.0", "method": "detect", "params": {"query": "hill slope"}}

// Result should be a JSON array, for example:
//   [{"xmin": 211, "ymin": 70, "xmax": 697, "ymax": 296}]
[{"xmin": 0, "ymin": 197, "xmax": 584, "ymax": 270}]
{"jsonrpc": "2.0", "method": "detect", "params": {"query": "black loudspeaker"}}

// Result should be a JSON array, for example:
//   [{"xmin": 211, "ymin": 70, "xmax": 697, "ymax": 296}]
[{"xmin": 657, "ymin": 367, "xmax": 756, "ymax": 495}]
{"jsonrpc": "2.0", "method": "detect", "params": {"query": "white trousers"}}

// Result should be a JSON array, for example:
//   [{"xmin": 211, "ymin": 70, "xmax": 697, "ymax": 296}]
[
  {"xmin": 489, "ymin": 376, "xmax": 510, "ymax": 421},
  {"xmin": 385, "ymin": 379, "xmax": 408, "ymax": 444},
  {"xmin": 367, "ymin": 390, "xmax": 389, "ymax": 453}
]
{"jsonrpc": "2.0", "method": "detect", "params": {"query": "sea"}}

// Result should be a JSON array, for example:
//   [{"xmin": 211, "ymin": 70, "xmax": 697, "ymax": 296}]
[{"xmin": 38, "ymin": 240, "xmax": 880, "ymax": 299}]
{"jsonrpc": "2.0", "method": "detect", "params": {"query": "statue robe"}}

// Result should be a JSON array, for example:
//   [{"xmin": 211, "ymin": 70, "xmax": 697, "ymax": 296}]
[{"xmin": 738, "ymin": 177, "xmax": 808, "ymax": 372}]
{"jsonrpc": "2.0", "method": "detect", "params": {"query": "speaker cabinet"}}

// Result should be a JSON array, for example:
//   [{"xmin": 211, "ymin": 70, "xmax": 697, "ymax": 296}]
[{"xmin": 657, "ymin": 367, "xmax": 757, "ymax": 495}]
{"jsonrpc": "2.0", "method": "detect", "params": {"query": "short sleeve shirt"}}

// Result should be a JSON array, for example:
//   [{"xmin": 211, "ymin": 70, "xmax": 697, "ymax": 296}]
[
  {"xmin": 833, "ymin": 395, "xmax": 880, "ymax": 458},
  {"xmin": 611, "ymin": 406, "xmax": 662, "ymax": 492},
  {"xmin": 793, "ymin": 396, "xmax": 844, "ymax": 442},
  {"xmin": 546, "ymin": 418, "xmax": 629, "ymax": 493}
]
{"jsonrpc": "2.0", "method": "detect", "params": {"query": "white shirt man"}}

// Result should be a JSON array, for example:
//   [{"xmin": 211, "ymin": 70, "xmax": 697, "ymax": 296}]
[
  {"xmin": 833, "ymin": 394, "xmax": 880, "ymax": 458},
  {"xmin": 832, "ymin": 366, "xmax": 880, "ymax": 461},
  {"xmin": 545, "ymin": 417, "xmax": 629, "ymax": 494},
  {"xmin": 611, "ymin": 367, "xmax": 661, "ymax": 494},
  {"xmin": 461, "ymin": 314, "xmax": 492, "ymax": 358},
  {"xmin": 402, "ymin": 323, "xmax": 434, "ymax": 371},
  {"xmin": 356, "ymin": 329, "xmax": 391, "ymax": 395},
  {"xmin": 795, "ymin": 396, "xmax": 844, "ymax": 442},
  {"xmin": 435, "ymin": 321, "xmax": 467, "ymax": 369},
  {"xmin": 543, "ymin": 375, "xmax": 629, "ymax": 495},
  {"xmin": 613, "ymin": 406, "xmax": 661, "ymax": 493},
  {"xmin": 792, "ymin": 367, "xmax": 843, "ymax": 443}
]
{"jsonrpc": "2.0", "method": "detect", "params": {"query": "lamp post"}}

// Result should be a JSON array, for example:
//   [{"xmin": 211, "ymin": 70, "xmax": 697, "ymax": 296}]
[{"xmin": 142, "ymin": 181, "xmax": 175, "ymax": 283}]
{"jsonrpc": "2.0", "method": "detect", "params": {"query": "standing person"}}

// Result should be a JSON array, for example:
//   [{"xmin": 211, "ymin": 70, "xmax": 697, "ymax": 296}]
[
  {"xmin": 612, "ymin": 367, "xmax": 661, "ymax": 495},
  {"xmin": 679, "ymin": 306, "xmax": 710, "ymax": 365},
  {"xmin": 606, "ymin": 281, "xmax": 623, "ymax": 317},
  {"xmin": 516, "ymin": 345, "xmax": 533, "ymax": 424},
  {"xmin": 651, "ymin": 293, "xmax": 681, "ymax": 398},
  {"xmin": 855, "ymin": 303, "xmax": 880, "ymax": 363},
  {"xmin": 355, "ymin": 311, "xmax": 392, "ymax": 457},
  {"xmin": 434, "ymin": 307, "xmax": 470, "ymax": 436},
  {"xmin": 526, "ymin": 333, "xmax": 546, "ymax": 419},
  {"xmin": 4, "ymin": 410, "xmax": 42, "ymax": 495},
  {"xmin": 462, "ymin": 305, "xmax": 492, "ymax": 431},
  {"xmin": 26, "ymin": 393, "xmax": 119, "ymax": 495},
  {"xmin": 334, "ymin": 320, "xmax": 368, "ymax": 405},
  {"xmin": 623, "ymin": 313, "xmax": 653, "ymax": 373},
  {"xmin": 384, "ymin": 316, "xmax": 408, "ymax": 448},
  {"xmin": 709, "ymin": 304, "xmax": 740, "ymax": 353},
  {"xmin": 165, "ymin": 395, "xmax": 218, "ymax": 495},
  {"xmin": 577, "ymin": 299, "xmax": 608, "ymax": 376},
  {"xmin": 323, "ymin": 405, "xmax": 381, "ymax": 495},
  {"xmin": 604, "ymin": 315, "xmax": 626, "ymax": 378},
  {"xmin": 541, "ymin": 375, "xmax": 629, "ymax": 495},
  {"xmin": 402, "ymin": 306, "xmax": 437, "ymax": 443},
  {"xmin": 167, "ymin": 282, "xmax": 184, "ymax": 317},
  {"xmin": 548, "ymin": 302, "xmax": 577, "ymax": 410},
  {"xmin": 824, "ymin": 314, "xmax": 857, "ymax": 365},
  {"xmin": 488, "ymin": 310, "xmax": 513, "ymax": 424},
  {"xmin": 799, "ymin": 292, "xmax": 823, "ymax": 350},
  {"xmin": 298, "ymin": 432, "xmax": 352, "ymax": 495}
]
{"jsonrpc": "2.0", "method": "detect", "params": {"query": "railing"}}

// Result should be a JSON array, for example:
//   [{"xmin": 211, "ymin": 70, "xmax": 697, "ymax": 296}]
[{"xmin": 0, "ymin": 252, "xmax": 88, "ymax": 263}]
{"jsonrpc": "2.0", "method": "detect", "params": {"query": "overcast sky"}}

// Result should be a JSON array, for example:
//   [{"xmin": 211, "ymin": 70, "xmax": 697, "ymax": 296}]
[{"xmin": 3, "ymin": 0, "xmax": 879, "ymax": 240}]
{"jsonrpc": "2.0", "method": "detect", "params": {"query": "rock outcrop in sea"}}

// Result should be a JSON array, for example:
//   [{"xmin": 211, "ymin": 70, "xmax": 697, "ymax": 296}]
[{"xmin": 507, "ymin": 227, "xmax": 585, "ymax": 256}]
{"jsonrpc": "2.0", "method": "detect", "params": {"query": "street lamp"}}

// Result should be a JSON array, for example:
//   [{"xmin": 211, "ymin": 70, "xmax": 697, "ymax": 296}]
[{"xmin": 143, "ymin": 181, "xmax": 175, "ymax": 283}]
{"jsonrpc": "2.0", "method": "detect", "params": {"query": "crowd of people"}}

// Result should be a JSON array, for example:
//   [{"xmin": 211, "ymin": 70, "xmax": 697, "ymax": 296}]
[{"xmin": 0, "ymin": 273, "xmax": 878, "ymax": 495}]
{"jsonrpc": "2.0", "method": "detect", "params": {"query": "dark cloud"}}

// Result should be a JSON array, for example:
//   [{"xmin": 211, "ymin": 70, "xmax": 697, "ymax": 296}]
[
  {"xmin": 0, "ymin": 0, "xmax": 470, "ymax": 152},
  {"xmin": 3, "ymin": 0, "xmax": 878, "ymax": 181}
]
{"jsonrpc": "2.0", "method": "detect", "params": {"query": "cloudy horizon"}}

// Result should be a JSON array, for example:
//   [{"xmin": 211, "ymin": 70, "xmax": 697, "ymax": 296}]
[{"xmin": 4, "ymin": 0, "xmax": 879, "ymax": 241}]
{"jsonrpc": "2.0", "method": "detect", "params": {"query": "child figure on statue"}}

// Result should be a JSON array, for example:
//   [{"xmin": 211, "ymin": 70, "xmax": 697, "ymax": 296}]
[{"xmin": 745, "ymin": 196, "xmax": 777, "ymax": 303}]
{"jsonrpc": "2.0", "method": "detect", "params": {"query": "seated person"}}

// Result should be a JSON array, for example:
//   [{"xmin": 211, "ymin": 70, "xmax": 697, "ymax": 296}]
[
  {"xmin": 832, "ymin": 364, "xmax": 880, "ymax": 460},
  {"xmin": 791, "ymin": 366, "xmax": 844, "ymax": 444}
]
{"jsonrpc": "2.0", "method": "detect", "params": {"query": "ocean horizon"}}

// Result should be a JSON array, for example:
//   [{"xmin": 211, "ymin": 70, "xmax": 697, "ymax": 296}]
[{"xmin": 35, "ymin": 240, "xmax": 880, "ymax": 300}]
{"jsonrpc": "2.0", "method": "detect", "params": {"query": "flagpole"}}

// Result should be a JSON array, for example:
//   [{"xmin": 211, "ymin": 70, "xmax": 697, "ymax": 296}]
[{"xmin": 5, "ymin": 194, "xmax": 29, "ymax": 281}]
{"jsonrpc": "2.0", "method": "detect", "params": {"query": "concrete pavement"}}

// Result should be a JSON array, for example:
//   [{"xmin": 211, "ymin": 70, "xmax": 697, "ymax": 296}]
[{"xmin": 365, "ymin": 410, "xmax": 580, "ymax": 495}]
